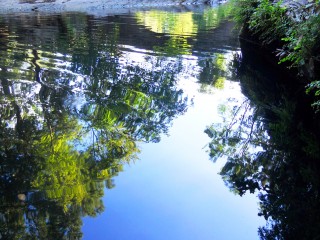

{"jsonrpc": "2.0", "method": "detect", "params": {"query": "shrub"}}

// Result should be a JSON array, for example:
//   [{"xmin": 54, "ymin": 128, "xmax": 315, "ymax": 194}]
[{"xmin": 231, "ymin": 0, "xmax": 320, "ymax": 112}]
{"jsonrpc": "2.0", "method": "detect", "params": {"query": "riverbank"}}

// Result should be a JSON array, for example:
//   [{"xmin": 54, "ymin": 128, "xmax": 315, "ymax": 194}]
[
  {"xmin": 0, "ymin": 0, "xmax": 216, "ymax": 14},
  {"xmin": 233, "ymin": 0, "xmax": 320, "ymax": 112}
]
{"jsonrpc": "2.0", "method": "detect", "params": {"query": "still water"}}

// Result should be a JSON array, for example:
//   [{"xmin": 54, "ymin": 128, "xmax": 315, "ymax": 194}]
[{"xmin": 0, "ymin": 5, "xmax": 267, "ymax": 239}]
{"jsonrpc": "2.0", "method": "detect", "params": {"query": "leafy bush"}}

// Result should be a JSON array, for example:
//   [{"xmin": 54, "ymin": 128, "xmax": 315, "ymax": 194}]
[
  {"xmin": 231, "ymin": 0, "xmax": 320, "ymax": 112},
  {"xmin": 230, "ymin": 0, "xmax": 259, "ymax": 26},
  {"xmin": 249, "ymin": 0, "xmax": 289, "ymax": 44},
  {"xmin": 278, "ymin": 3, "xmax": 320, "ymax": 67},
  {"xmin": 306, "ymin": 80, "xmax": 320, "ymax": 111},
  {"xmin": 231, "ymin": 0, "xmax": 289, "ymax": 44}
]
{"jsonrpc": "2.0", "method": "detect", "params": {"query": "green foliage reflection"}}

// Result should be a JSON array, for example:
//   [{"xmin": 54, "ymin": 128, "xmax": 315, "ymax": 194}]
[
  {"xmin": 0, "ymin": 12, "xmax": 189, "ymax": 239},
  {"xmin": 206, "ymin": 51, "xmax": 320, "ymax": 239},
  {"xmin": 198, "ymin": 53, "xmax": 228, "ymax": 93},
  {"xmin": 135, "ymin": 4, "xmax": 233, "ymax": 56}
]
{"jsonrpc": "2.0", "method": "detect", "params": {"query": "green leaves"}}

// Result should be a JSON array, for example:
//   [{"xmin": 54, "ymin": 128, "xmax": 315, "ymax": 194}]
[
  {"xmin": 249, "ymin": 0, "xmax": 288, "ymax": 44},
  {"xmin": 306, "ymin": 80, "xmax": 320, "ymax": 112},
  {"xmin": 232, "ymin": 0, "xmax": 320, "ymax": 113}
]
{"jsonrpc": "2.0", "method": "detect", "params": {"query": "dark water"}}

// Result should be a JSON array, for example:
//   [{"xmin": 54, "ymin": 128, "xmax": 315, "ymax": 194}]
[
  {"xmin": 1, "ymin": 4, "xmax": 319, "ymax": 240},
  {"xmin": 205, "ymin": 32, "xmax": 320, "ymax": 239}
]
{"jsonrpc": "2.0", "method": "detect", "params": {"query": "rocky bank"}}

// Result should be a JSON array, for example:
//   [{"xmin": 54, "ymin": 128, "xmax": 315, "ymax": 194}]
[{"xmin": 0, "ymin": 0, "xmax": 220, "ymax": 15}]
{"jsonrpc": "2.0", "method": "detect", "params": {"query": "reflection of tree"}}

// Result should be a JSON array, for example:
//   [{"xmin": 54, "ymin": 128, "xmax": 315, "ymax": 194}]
[
  {"xmin": 205, "ymin": 48, "xmax": 320, "ymax": 239},
  {"xmin": 205, "ymin": 99, "xmax": 270, "ymax": 194},
  {"xmin": 0, "ymin": 13, "xmax": 189, "ymax": 239},
  {"xmin": 136, "ymin": 11, "xmax": 196, "ymax": 56},
  {"xmin": 192, "ymin": 4, "xmax": 233, "ymax": 31},
  {"xmin": 0, "ymin": 85, "xmax": 103, "ymax": 239},
  {"xmin": 80, "ymin": 62, "xmax": 188, "ymax": 144},
  {"xmin": 198, "ymin": 53, "xmax": 227, "ymax": 93},
  {"xmin": 135, "ymin": 4, "xmax": 232, "ymax": 57}
]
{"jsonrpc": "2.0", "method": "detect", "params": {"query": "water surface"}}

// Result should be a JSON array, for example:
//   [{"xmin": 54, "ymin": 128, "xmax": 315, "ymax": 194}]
[{"xmin": 0, "ymin": 5, "xmax": 265, "ymax": 239}]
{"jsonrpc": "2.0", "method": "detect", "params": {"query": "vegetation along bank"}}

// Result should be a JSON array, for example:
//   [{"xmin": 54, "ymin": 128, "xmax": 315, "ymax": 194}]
[{"xmin": 232, "ymin": 0, "xmax": 320, "ymax": 112}]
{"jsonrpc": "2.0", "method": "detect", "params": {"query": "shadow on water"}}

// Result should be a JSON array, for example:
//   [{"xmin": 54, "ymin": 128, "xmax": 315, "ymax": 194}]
[
  {"xmin": 205, "ymin": 38, "xmax": 320, "ymax": 239},
  {"xmin": 0, "ymin": 5, "xmax": 237, "ymax": 239}
]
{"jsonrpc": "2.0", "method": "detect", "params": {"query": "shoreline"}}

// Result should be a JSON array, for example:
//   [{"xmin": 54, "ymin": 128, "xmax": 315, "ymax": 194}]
[{"xmin": 0, "ymin": 0, "xmax": 215, "ymax": 15}]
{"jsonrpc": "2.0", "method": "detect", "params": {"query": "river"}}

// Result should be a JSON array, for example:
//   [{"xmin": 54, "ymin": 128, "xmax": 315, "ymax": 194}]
[{"xmin": 0, "ymin": 4, "xmax": 274, "ymax": 240}]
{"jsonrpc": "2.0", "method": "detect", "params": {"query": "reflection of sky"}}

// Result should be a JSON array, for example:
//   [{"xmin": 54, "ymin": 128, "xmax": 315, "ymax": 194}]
[
  {"xmin": 82, "ymin": 47, "xmax": 265, "ymax": 239},
  {"xmin": 0, "ymin": 9, "xmax": 264, "ymax": 238}
]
